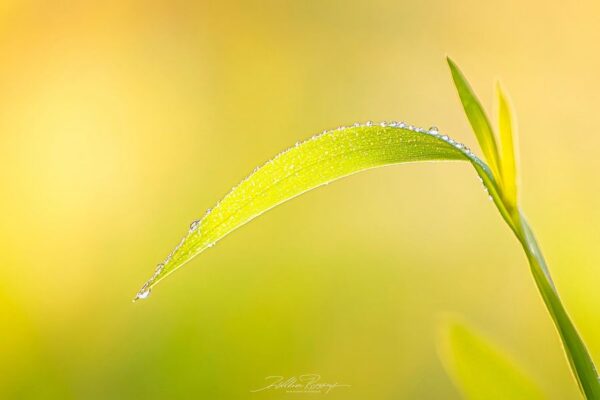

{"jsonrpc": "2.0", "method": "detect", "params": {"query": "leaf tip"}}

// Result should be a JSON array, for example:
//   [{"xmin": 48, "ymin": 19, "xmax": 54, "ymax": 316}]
[
  {"xmin": 132, "ymin": 286, "xmax": 152, "ymax": 302},
  {"xmin": 446, "ymin": 56, "xmax": 460, "ymax": 77}
]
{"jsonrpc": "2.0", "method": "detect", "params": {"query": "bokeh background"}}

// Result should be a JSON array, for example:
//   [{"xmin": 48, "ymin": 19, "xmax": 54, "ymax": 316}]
[{"xmin": 1, "ymin": 1, "xmax": 599, "ymax": 398}]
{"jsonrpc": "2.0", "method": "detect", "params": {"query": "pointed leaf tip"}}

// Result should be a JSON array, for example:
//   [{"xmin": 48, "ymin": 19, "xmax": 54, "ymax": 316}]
[{"xmin": 447, "ymin": 58, "xmax": 502, "ymax": 180}]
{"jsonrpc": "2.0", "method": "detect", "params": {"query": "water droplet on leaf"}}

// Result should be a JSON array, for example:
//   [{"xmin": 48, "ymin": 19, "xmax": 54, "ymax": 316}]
[{"xmin": 135, "ymin": 288, "xmax": 151, "ymax": 301}]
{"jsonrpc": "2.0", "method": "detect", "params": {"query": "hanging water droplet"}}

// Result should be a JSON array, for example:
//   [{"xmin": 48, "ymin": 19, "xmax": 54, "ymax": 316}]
[
  {"xmin": 135, "ymin": 287, "xmax": 151, "ymax": 301},
  {"xmin": 190, "ymin": 220, "xmax": 200, "ymax": 232},
  {"xmin": 407, "ymin": 125, "xmax": 414, "ymax": 130},
  {"xmin": 207, "ymin": 242, "xmax": 215, "ymax": 248},
  {"xmin": 155, "ymin": 262, "xmax": 165, "ymax": 273},
  {"xmin": 365, "ymin": 121, "xmax": 373, "ymax": 126},
  {"xmin": 428, "ymin": 126, "xmax": 439, "ymax": 135},
  {"xmin": 380, "ymin": 121, "xmax": 387, "ymax": 127},
  {"xmin": 398, "ymin": 122, "xmax": 406, "ymax": 128},
  {"xmin": 353, "ymin": 122, "xmax": 360, "ymax": 127},
  {"xmin": 441, "ymin": 135, "xmax": 449, "ymax": 141}
]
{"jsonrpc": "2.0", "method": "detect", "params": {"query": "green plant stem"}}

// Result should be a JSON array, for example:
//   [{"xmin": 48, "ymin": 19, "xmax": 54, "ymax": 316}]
[
  {"xmin": 480, "ymin": 168, "xmax": 600, "ymax": 398},
  {"xmin": 517, "ymin": 217, "xmax": 600, "ymax": 398}
]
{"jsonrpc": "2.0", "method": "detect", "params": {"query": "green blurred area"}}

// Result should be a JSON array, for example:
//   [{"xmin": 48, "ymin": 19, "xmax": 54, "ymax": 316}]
[{"xmin": 0, "ymin": 1, "xmax": 599, "ymax": 398}]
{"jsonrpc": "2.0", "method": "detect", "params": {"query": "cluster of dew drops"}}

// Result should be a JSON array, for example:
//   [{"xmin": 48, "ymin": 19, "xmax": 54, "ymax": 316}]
[
  {"xmin": 314, "ymin": 120, "xmax": 473, "ymax": 152},
  {"xmin": 134, "ymin": 120, "xmax": 492, "ymax": 301},
  {"xmin": 134, "ymin": 211, "xmax": 210, "ymax": 301}
]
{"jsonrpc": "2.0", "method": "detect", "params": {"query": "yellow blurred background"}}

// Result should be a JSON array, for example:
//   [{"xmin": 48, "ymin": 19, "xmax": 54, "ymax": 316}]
[{"xmin": 1, "ymin": 1, "xmax": 599, "ymax": 398}]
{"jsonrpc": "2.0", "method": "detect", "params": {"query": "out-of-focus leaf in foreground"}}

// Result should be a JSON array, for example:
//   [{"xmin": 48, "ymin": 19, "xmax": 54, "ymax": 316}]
[
  {"xmin": 134, "ymin": 122, "xmax": 488, "ymax": 299},
  {"xmin": 438, "ymin": 317, "xmax": 545, "ymax": 400}
]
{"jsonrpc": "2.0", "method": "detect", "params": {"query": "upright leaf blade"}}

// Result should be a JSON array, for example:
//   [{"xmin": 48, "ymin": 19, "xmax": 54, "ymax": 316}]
[
  {"xmin": 447, "ymin": 57, "xmax": 502, "ymax": 178},
  {"xmin": 438, "ymin": 317, "xmax": 546, "ymax": 400},
  {"xmin": 496, "ymin": 82, "xmax": 518, "ymax": 208}
]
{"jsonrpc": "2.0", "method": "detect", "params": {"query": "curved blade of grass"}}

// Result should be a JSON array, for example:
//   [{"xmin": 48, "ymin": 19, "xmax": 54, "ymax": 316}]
[
  {"xmin": 496, "ymin": 82, "xmax": 518, "ymax": 208},
  {"xmin": 134, "ymin": 123, "xmax": 488, "ymax": 299},
  {"xmin": 447, "ymin": 57, "xmax": 502, "ymax": 179},
  {"xmin": 438, "ymin": 316, "xmax": 546, "ymax": 400}
]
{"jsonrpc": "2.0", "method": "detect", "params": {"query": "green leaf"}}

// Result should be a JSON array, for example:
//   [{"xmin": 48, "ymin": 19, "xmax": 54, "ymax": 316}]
[
  {"xmin": 447, "ymin": 57, "xmax": 502, "ymax": 179},
  {"xmin": 450, "ymin": 61, "xmax": 600, "ymax": 399},
  {"xmin": 134, "ymin": 123, "xmax": 489, "ymax": 299},
  {"xmin": 135, "ymin": 59, "xmax": 600, "ymax": 400},
  {"xmin": 438, "ymin": 317, "xmax": 546, "ymax": 400},
  {"xmin": 496, "ymin": 82, "xmax": 518, "ymax": 208}
]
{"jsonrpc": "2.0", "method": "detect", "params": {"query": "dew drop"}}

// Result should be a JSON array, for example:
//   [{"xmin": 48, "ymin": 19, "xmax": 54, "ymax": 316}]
[
  {"xmin": 190, "ymin": 220, "xmax": 200, "ymax": 232},
  {"xmin": 353, "ymin": 122, "xmax": 360, "ymax": 127},
  {"xmin": 380, "ymin": 121, "xmax": 387, "ymax": 127},
  {"xmin": 155, "ymin": 262, "xmax": 165, "ymax": 274},
  {"xmin": 365, "ymin": 120, "xmax": 373, "ymax": 126},
  {"xmin": 135, "ymin": 287, "xmax": 151, "ymax": 301},
  {"xmin": 428, "ymin": 126, "xmax": 439, "ymax": 135}
]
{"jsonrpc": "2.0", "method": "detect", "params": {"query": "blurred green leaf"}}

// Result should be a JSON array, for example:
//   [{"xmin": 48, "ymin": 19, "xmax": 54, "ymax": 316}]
[{"xmin": 438, "ymin": 317, "xmax": 545, "ymax": 400}]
